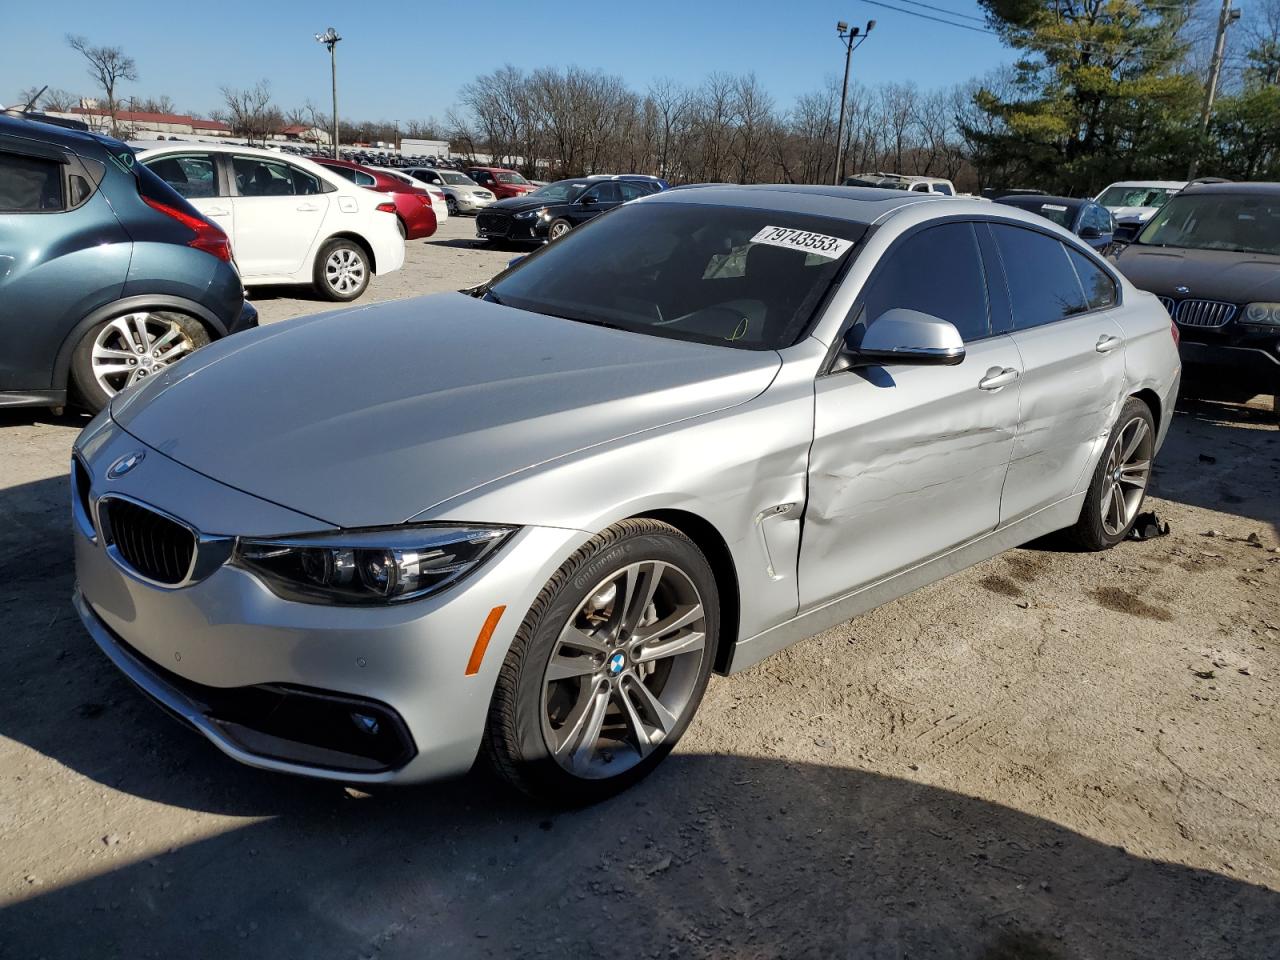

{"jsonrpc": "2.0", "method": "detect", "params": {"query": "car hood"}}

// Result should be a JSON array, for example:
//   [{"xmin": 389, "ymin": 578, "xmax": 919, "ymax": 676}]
[
  {"xmin": 110, "ymin": 293, "xmax": 781, "ymax": 529},
  {"xmin": 1112, "ymin": 245, "xmax": 1280, "ymax": 302},
  {"xmin": 488, "ymin": 194, "xmax": 549, "ymax": 212}
]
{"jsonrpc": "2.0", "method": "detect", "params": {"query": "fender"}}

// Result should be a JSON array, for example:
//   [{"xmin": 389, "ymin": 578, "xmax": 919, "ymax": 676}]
[{"xmin": 52, "ymin": 294, "xmax": 230, "ymax": 394}]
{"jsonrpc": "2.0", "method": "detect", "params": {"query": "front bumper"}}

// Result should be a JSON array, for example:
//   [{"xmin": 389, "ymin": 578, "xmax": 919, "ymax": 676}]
[
  {"xmin": 475, "ymin": 213, "xmax": 546, "ymax": 243},
  {"xmin": 72, "ymin": 420, "xmax": 587, "ymax": 784},
  {"xmin": 1181, "ymin": 341, "xmax": 1280, "ymax": 393}
]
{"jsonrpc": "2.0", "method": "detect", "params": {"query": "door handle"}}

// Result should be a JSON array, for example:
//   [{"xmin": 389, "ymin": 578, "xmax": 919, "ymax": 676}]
[
  {"xmin": 978, "ymin": 367, "xmax": 1019, "ymax": 391},
  {"xmin": 296, "ymin": 203, "xmax": 320, "ymax": 212},
  {"xmin": 205, "ymin": 206, "xmax": 230, "ymax": 216},
  {"xmin": 1095, "ymin": 334, "xmax": 1122, "ymax": 353}
]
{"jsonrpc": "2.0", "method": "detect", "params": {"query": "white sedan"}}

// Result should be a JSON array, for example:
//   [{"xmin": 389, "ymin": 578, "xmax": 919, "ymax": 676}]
[{"xmin": 136, "ymin": 144, "xmax": 405, "ymax": 302}]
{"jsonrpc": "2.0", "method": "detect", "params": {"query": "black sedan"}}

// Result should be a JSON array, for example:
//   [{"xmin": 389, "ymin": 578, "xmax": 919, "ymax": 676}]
[
  {"xmin": 476, "ymin": 176, "xmax": 661, "ymax": 244},
  {"xmin": 1111, "ymin": 181, "xmax": 1280, "ymax": 410},
  {"xmin": 993, "ymin": 194, "xmax": 1116, "ymax": 250}
]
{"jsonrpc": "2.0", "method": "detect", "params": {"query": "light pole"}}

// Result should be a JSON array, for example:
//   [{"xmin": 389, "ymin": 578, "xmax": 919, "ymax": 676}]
[
  {"xmin": 314, "ymin": 26, "xmax": 341, "ymax": 159},
  {"xmin": 833, "ymin": 19, "xmax": 875, "ymax": 186}
]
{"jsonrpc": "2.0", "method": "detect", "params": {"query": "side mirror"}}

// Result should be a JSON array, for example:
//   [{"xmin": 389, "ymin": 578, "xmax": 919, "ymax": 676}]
[
  {"xmin": 842, "ymin": 309, "xmax": 965, "ymax": 367},
  {"xmin": 1079, "ymin": 226, "xmax": 1103, "ymax": 239},
  {"xmin": 580, "ymin": 194, "xmax": 597, "ymax": 205}
]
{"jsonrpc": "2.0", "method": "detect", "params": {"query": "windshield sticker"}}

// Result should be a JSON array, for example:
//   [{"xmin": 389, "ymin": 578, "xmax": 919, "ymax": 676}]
[
  {"xmin": 1042, "ymin": 204, "xmax": 1069, "ymax": 212},
  {"xmin": 750, "ymin": 226, "xmax": 853, "ymax": 260}
]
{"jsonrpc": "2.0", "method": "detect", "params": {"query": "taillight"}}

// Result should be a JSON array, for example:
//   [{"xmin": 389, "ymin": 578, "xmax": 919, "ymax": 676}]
[
  {"xmin": 376, "ymin": 202, "xmax": 397, "ymax": 214},
  {"xmin": 142, "ymin": 195, "xmax": 232, "ymax": 262},
  {"xmin": 1170, "ymin": 319, "xmax": 1180, "ymax": 347}
]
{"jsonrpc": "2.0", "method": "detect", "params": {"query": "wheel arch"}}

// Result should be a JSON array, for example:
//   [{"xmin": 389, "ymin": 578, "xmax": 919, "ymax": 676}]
[
  {"xmin": 1130, "ymin": 387, "xmax": 1161, "ymax": 427},
  {"xmin": 629, "ymin": 508, "xmax": 741, "ymax": 676},
  {"xmin": 323, "ymin": 232, "xmax": 378, "ymax": 274},
  {"xmin": 53, "ymin": 295, "xmax": 226, "ymax": 398}
]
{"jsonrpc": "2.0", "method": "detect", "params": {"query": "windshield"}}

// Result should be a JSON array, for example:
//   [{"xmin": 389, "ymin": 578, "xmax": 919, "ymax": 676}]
[
  {"xmin": 530, "ymin": 180, "xmax": 588, "ymax": 202},
  {"xmin": 1137, "ymin": 193, "xmax": 1280, "ymax": 256},
  {"xmin": 439, "ymin": 171, "xmax": 475, "ymax": 185},
  {"xmin": 1097, "ymin": 186, "xmax": 1180, "ymax": 209},
  {"xmin": 495, "ymin": 171, "xmax": 529, "ymax": 184},
  {"xmin": 486, "ymin": 203, "xmax": 864, "ymax": 350}
]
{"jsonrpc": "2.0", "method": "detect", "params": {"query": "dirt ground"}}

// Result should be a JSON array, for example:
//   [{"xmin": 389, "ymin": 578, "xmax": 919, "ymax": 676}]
[{"xmin": 1, "ymin": 215, "xmax": 1278, "ymax": 959}]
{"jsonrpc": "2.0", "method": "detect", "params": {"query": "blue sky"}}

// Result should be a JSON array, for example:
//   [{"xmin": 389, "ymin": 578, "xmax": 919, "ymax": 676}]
[{"xmin": 3, "ymin": 0, "xmax": 1014, "ymax": 121}]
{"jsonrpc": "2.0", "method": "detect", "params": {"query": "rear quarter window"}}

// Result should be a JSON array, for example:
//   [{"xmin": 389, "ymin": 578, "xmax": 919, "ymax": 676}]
[{"xmin": 0, "ymin": 151, "xmax": 65, "ymax": 211}]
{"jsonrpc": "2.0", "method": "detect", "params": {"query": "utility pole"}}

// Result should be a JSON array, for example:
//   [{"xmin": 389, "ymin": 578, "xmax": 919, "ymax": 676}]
[
  {"xmin": 1188, "ymin": 0, "xmax": 1240, "ymax": 179},
  {"xmin": 833, "ymin": 20, "xmax": 875, "ymax": 186},
  {"xmin": 315, "ymin": 27, "xmax": 342, "ymax": 159}
]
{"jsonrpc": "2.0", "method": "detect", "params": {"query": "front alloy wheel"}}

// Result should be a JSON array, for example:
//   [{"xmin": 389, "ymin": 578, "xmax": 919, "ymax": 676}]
[
  {"xmin": 485, "ymin": 520, "xmax": 718, "ymax": 804},
  {"xmin": 541, "ymin": 560, "xmax": 707, "ymax": 780}
]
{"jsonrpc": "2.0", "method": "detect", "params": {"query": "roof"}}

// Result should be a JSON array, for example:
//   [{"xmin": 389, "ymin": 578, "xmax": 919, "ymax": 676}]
[
  {"xmin": 68, "ymin": 106, "xmax": 229, "ymax": 131},
  {"xmin": 996, "ymin": 194, "xmax": 1087, "ymax": 210},
  {"xmin": 1098, "ymin": 180, "xmax": 1186, "ymax": 190},
  {"xmin": 0, "ymin": 112, "xmax": 125, "ymax": 153},
  {"xmin": 1179, "ymin": 181, "xmax": 1280, "ymax": 197},
  {"xmin": 647, "ymin": 183, "xmax": 946, "ymax": 225}
]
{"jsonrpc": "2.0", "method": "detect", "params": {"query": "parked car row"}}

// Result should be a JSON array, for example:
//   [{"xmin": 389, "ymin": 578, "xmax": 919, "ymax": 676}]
[{"xmin": 476, "ymin": 174, "xmax": 668, "ymax": 243}]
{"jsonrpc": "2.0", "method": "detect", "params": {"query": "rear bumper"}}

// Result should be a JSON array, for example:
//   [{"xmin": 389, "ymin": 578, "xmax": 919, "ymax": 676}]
[{"xmin": 229, "ymin": 300, "xmax": 259, "ymax": 335}]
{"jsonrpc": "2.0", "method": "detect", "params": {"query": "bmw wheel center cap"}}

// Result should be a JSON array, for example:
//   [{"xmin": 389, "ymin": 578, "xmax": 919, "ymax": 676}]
[{"xmin": 607, "ymin": 652, "xmax": 626, "ymax": 676}]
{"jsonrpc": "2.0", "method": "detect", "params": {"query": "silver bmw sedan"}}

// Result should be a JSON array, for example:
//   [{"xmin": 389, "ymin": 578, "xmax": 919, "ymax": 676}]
[{"xmin": 72, "ymin": 185, "xmax": 1181, "ymax": 803}]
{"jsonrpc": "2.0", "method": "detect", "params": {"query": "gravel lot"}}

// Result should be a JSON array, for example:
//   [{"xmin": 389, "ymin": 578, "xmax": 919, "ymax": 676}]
[{"xmin": 2, "ymin": 214, "xmax": 1278, "ymax": 959}]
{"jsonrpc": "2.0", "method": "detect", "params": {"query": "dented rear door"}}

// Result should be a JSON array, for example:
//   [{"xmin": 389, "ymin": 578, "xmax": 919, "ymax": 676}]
[{"xmin": 798, "ymin": 336, "xmax": 1020, "ymax": 609}]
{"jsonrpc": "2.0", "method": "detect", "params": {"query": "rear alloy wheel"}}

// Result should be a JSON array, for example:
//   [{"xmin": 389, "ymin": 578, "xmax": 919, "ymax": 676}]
[
  {"xmin": 485, "ymin": 520, "xmax": 718, "ymax": 804},
  {"xmin": 314, "ymin": 239, "xmax": 371, "ymax": 302},
  {"xmin": 548, "ymin": 218, "xmax": 572, "ymax": 241},
  {"xmin": 1066, "ymin": 397, "xmax": 1155, "ymax": 550},
  {"xmin": 71, "ymin": 311, "xmax": 209, "ymax": 412},
  {"xmin": 446, "ymin": 196, "xmax": 459, "ymax": 217}
]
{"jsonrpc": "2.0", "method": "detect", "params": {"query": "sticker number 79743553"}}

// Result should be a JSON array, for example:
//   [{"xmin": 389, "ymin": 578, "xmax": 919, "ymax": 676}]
[{"xmin": 750, "ymin": 226, "xmax": 854, "ymax": 260}]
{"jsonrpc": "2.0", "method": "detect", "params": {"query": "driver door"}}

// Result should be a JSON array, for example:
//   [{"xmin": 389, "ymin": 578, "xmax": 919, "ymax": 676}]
[
  {"xmin": 798, "ymin": 222, "xmax": 1022, "ymax": 609},
  {"xmin": 573, "ymin": 181, "xmax": 622, "ymax": 226}
]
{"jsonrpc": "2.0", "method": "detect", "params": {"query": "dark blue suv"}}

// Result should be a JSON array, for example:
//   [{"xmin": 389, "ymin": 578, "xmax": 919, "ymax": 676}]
[{"xmin": 0, "ymin": 113, "xmax": 257, "ymax": 412}]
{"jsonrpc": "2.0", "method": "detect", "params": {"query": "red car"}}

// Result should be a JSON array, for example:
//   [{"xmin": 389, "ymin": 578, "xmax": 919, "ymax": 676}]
[
  {"xmin": 466, "ymin": 166, "xmax": 536, "ymax": 200},
  {"xmin": 313, "ymin": 157, "xmax": 437, "ymax": 240}
]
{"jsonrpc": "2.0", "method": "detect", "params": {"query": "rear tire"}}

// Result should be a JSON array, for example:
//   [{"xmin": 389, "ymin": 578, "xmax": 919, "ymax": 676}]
[
  {"xmin": 313, "ymin": 238, "xmax": 371, "ymax": 302},
  {"xmin": 484, "ymin": 519, "xmax": 718, "ymax": 805},
  {"xmin": 70, "ymin": 311, "xmax": 209, "ymax": 413},
  {"xmin": 1065, "ymin": 397, "xmax": 1156, "ymax": 550},
  {"xmin": 446, "ymin": 196, "xmax": 459, "ymax": 217}
]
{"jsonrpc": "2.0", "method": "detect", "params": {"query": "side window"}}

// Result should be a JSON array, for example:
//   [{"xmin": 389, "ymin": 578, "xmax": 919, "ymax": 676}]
[
  {"xmin": 1066, "ymin": 248, "xmax": 1118, "ymax": 312},
  {"xmin": 234, "ymin": 156, "xmax": 300, "ymax": 197},
  {"xmin": 144, "ymin": 154, "xmax": 218, "ymax": 199},
  {"xmin": 619, "ymin": 182, "xmax": 649, "ymax": 202},
  {"xmin": 328, "ymin": 166, "xmax": 357, "ymax": 183},
  {"xmin": 288, "ymin": 165, "xmax": 322, "ymax": 196},
  {"xmin": 990, "ymin": 224, "xmax": 1088, "ymax": 329},
  {"xmin": 0, "ymin": 151, "xmax": 65, "ymax": 211},
  {"xmin": 584, "ymin": 182, "xmax": 621, "ymax": 203},
  {"xmin": 353, "ymin": 170, "xmax": 377, "ymax": 187},
  {"xmin": 858, "ymin": 222, "xmax": 990, "ymax": 342}
]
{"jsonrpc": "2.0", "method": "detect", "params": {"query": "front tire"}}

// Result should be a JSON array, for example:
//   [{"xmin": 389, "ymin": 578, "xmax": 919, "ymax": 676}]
[
  {"xmin": 1066, "ymin": 397, "xmax": 1156, "ymax": 550},
  {"xmin": 446, "ymin": 196, "xmax": 459, "ymax": 217},
  {"xmin": 314, "ymin": 238, "xmax": 371, "ymax": 302},
  {"xmin": 484, "ymin": 519, "xmax": 718, "ymax": 805},
  {"xmin": 547, "ymin": 218, "xmax": 572, "ymax": 241},
  {"xmin": 70, "ymin": 311, "xmax": 209, "ymax": 412}
]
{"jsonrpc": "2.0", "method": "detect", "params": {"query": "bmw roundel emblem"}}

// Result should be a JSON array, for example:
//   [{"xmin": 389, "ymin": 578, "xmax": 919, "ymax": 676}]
[
  {"xmin": 1175, "ymin": 285, "xmax": 1190, "ymax": 295},
  {"xmin": 607, "ymin": 652, "xmax": 626, "ymax": 676},
  {"xmin": 106, "ymin": 450, "xmax": 146, "ymax": 479}
]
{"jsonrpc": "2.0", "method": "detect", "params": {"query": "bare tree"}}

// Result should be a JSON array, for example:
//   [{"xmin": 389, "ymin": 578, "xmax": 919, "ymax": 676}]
[
  {"xmin": 215, "ymin": 80, "xmax": 281, "ymax": 145},
  {"xmin": 66, "ymin": 34, "xmax": 137, "ymax": 137},
  {"xmin": 134, "ymin": 94, "xmax": 177, "ymax": 115}
]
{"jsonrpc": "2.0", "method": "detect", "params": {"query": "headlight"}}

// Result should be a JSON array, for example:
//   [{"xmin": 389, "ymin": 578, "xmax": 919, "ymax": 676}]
[
  {"xmin": 1243, "ymin": 302, "xmax": 1280, "ymax": 325},
  {"xmin": 513, "ymin": 208, "xmax": 544, "ymax": 220},
  {"xmin": 234, "ymin": 524, "xmax": 515, "ymax": 605}
]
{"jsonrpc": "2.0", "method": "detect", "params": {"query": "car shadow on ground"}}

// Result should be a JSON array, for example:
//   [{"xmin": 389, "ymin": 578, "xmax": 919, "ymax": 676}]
[{"xmin": 0, "ymin": 470, "xmax": 1277, "ymax": 959}]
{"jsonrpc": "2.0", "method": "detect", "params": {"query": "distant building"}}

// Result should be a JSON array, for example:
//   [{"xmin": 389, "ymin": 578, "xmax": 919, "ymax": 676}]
[
  {"xmin": 275, "ymin": 124, "xmax": 331, "ymax": 146},
  {"xmin": 48, "ymin": 105, "xmax": 232, "ymax": 138}
]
